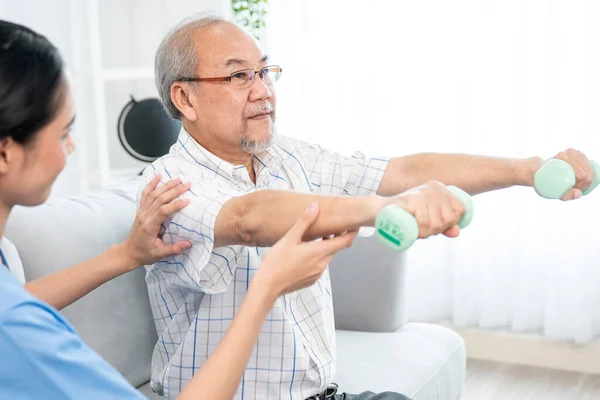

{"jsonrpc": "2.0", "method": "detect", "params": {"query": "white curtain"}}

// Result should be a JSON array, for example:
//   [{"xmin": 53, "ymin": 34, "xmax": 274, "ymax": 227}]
[{"xmin": 265, "ymin": 0, "xmax": 600, "ymax": 344}]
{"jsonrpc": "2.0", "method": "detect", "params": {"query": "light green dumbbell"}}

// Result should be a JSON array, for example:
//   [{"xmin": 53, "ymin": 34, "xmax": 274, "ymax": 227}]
[
  {"xmin": 534, "ymin": 159, "xmax": 600, "ymax": 199},
  {"xmin": 375, "ymin": 186, "xmax": 474, "ymax": 252}
]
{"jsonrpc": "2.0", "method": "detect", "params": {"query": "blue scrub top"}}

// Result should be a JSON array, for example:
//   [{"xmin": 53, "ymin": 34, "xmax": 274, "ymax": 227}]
[{"xmin": 0, "ymin": 254, "xmax": 145, "ymax": 399}]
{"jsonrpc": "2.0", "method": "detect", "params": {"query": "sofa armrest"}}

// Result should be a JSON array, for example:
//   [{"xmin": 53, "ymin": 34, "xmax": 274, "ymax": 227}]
[{"xmin": 329, "ymin": 232, "xmax": 408, "ymax": 332}]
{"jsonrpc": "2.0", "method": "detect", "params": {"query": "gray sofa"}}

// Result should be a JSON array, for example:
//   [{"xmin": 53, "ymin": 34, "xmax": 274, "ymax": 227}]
[{"xmin": 4, "ymin": 177, "xmax": 465, "ymax": 399}]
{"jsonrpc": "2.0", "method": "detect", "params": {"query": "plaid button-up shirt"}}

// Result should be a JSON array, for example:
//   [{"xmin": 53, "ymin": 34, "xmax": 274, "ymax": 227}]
[{"xmin": 142, "ymin": 128, "xmax": 389, "ymax": 399}]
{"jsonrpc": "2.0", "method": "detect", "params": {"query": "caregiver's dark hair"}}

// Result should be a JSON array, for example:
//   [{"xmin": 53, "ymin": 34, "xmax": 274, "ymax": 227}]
[{"xmin": 0, "ymin": 20, "xmax": 65, "ymax": 144}]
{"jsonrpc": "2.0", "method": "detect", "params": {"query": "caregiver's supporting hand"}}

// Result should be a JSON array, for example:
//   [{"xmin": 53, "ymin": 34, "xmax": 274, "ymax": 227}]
[{"xmin": 24, "ymin": 175, "xmax": 192, "ymax": 310}]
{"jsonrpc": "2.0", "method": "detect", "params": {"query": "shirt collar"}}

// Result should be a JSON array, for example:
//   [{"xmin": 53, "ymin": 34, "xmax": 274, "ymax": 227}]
[
  {"xmin": 0, "ymin": 248, "xmax": 8, "ymax": 270},
  {"xmin": 173, "ymin": 127, "xmax": 281, "ymax": 180}
]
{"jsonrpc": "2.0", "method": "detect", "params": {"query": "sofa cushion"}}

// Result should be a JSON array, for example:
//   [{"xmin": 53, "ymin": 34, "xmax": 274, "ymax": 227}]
[
  {"xmin": 4, "ymin": 177, "xmax": 156, "ymax": 388},
  {"xmin": 335, "ymin": 323, "xmax": 465, "ymax": 400},
  {"xmin": 329, "ymin": 234, "xmax": 408, "ymax": 332},
  {"xmin": 1, "ymin": 237, "xmax": 25, "ymax": 284},
  {"xmin": 137, "ymin": 381, "xmax": 163, "ymax": 399}
]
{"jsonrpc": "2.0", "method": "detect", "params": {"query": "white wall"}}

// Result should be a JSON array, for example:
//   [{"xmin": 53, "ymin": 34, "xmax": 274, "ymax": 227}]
[
  {"xmin": 1, "ymin": 0, "xmax": 229, "ymax": 199},
  {"xmin": 1, "ymin": 0, "xmax": 83, "ymax": 198},
  {"xmin": 97, "ymin": 0, "xmax": 230, "ymax": 179}
]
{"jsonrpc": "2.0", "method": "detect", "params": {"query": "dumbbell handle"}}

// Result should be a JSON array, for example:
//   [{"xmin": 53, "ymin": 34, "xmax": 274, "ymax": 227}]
[
  {"xmin": 375, "ymin": 185, "xmax": 474, "ymax": 252},
  {"xmin": 534, "ymin": 159, "xmax": 600, "ymax": 200}
]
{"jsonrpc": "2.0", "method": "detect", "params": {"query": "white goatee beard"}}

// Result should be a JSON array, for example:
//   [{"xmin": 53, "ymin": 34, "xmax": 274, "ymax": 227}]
[{"xmin": 240, "ymin": 117, "xmax": 276, "ymax": 154}]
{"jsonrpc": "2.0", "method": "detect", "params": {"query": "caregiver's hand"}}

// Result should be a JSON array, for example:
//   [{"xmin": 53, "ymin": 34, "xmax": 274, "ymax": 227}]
[
  {"xmin": 120, "ymin": 175, "xmax": 193, "ymax": 270},
  {"xmin": 253, "ymin": 203, "xmax": 358, "ymax": 298},
  {"xmin": 24, "ymin": 175, "xmax": 193, "ymax": 311}
]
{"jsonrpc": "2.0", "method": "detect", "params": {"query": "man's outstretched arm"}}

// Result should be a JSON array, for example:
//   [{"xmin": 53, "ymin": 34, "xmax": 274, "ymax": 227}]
[
  {"xmin": 214, "ymin": 179, "xmax": 472, "ymax": 249},
  {"xmin": 215, "ymin": 191, "xmax": 382, "ymax": 248},
  {"xmin": 376, "ymin": 149, "xmax": 594, "ymax": 198}
]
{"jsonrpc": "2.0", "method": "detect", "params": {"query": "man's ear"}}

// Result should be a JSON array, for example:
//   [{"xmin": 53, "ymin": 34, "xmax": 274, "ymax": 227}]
[
  {"xmin": 171, "ymin": 83, "xmax": 199, "ymax": 121},
  {"xmin": 0, "ymin": 137, "xmax": 18, "ymax": 175}
]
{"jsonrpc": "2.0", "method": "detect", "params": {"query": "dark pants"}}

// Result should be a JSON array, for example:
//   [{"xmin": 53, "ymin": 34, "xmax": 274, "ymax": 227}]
[
  {"xmin": 307, "ymin": 383, "xmax": 411, "ymax": 400},
  {"xmin": 334, "ymin": 391, "xmax": 411, "ymax": 400}
]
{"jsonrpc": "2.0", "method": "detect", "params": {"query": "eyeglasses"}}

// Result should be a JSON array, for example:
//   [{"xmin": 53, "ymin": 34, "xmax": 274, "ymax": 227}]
[{"xmin": 178, "ymin": 65, "xmax": 282, "ymax": 88}]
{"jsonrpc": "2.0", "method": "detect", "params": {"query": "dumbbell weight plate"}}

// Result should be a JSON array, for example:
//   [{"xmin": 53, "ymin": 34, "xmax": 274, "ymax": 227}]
[
  {"xmin": 375, "ymin": 205, "xmax": 419, "ymax": 252},
  {"xmin": 582, "ymin": 160, "xmax": 600, "ymax": 196},
  {"xmin": 534, "ymin": 159, "xmax": 576, "ymax": 199},
  {"xmin": 446, "ymin": 185, "xmax": 474, "ymax": 229}
]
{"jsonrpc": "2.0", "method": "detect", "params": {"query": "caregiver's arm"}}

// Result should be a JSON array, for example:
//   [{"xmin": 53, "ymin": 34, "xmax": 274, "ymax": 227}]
[
  {"xmin": 376, "ymin": 149, "xmax": 594, "ymax": 198},
  {"xmin": 25, "ymin": 176, "xmax": 192, "ymax": 310}
]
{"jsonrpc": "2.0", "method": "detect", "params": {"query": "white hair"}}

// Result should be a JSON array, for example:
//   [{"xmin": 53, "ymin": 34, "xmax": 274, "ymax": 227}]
[{"xmin": 154, "ymin": 14, "xmax": 231, "ymax": 119}]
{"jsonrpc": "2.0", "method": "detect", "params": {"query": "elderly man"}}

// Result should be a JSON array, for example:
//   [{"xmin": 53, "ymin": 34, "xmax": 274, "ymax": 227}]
[{"xmin": 142, "ymin": 15, "xmax": 593, "ymax": 400}]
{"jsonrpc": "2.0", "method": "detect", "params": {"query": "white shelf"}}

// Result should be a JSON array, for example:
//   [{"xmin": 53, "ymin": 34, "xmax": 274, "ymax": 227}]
[{"xmin": 102, "ymin": 67, "xmax": 154, "ymax": 81}]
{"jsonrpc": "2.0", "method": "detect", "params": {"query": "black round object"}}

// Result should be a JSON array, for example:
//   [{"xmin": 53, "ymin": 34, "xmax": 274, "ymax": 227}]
[{"xmin": 117, "ymin": 96, "xmax": 181, "ymax": 162}]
